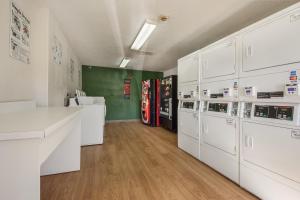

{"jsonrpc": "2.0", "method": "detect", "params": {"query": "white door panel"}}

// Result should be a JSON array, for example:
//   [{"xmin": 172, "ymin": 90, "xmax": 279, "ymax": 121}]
[
  {"xmin": 178, "ymin": 111, "xmax": 199, "ymax": 139},
  {"xmin": 242, "ymin": 9, "xmax": 300, "ymax": 72},
  {"xmin": 178, "ymin": 133, "xmax": 199, "ymax": 159},
  {"xmin": 202, "ymin": 40, "xmax": 236, "ymax": 79},
  {"xmin": 242, "ymin": 122, "xmax": 300, "ymax": 184},
  {"xmin": 202, "ymin": 115, "xmax": 237, "ymax": 155},
  {"xmin": 178, "ymin": 55, "xmax": 199, "ymax": 84}
]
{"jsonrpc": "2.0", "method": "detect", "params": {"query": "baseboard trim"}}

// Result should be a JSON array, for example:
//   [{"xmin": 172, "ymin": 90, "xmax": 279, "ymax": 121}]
[{"xmin": 106, "ymin": 119, "xmax": 141, "ymax": 123}]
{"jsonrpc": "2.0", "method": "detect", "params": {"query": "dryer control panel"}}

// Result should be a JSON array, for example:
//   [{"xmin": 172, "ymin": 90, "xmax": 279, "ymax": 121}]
[
  {"xmin": 208, "ymin": 103, "xmax": 228, "ymax": 113},
  {"xmin": 206, "ymin": 102, "xmax": 239, "ymax": 117},
  {"xmin": 254, "ymin": 105, "xmax": 294, "ymax": 121}
]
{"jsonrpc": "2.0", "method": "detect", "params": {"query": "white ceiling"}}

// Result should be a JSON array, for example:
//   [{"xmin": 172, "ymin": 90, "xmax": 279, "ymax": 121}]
[{"xmin": 45, "ymin": 0, "xmax": 300, "ymax": 71}]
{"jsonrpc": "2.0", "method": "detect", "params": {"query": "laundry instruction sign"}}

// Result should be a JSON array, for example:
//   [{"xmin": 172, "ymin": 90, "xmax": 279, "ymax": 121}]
[
  {"xmin": 123, "ymin": 79, "xmax": 131, "ymax": 99},
  {"xmin": 10, "ymin": 1, "xmax": 30, "ymax": 64}
]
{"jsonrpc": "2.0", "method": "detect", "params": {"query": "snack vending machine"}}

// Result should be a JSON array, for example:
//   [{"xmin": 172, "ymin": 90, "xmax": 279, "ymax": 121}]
[
  {"xmin": 160, "ymin": 75, "xmax": 178, "ymax": 132},
  {"xmin": 141, "ymin": 79, "xmax": 160, "ymax": 127}
]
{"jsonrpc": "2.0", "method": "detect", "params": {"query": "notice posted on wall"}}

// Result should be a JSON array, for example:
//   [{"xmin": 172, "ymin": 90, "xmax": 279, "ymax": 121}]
[
  {"xmin": 70, "ymin": 59, "xmax": 75, "ymax": 81},
  {"xmin": 52, "ymin": 35, "xmax": 63, "ymax": 65},
  {"xmin": 10, "ymin": 1, "xmax": 30, "ymax": 64},
  {"xmin": 123, "ymin": 79, "xmax": 131, "ymax": 99}
]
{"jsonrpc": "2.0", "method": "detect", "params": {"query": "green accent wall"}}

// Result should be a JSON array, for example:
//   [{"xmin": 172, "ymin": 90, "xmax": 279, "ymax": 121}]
[{"xmin": 82, "ymin": 66, "xmax": 163, "ymax": 121}]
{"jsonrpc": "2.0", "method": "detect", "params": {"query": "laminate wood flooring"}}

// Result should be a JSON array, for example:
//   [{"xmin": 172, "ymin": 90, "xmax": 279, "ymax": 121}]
[{"xmin": 41, "ymin": 122, "xmax": 258, "ymax": 200}]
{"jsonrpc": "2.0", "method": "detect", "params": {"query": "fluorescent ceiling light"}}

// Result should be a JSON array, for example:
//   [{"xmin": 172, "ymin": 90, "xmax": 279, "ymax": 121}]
[
  {"xmin": 120, "ymin": 58, "xmax": 130, "ymax": 68},
  {"xmin": 131, "ymin": 21, "xmax": 157, "ymax": 50}
]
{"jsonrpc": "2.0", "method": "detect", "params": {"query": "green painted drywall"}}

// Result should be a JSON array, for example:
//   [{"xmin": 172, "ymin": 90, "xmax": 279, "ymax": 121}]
[{"xmin": 82, "ymin": 66, "xmax": 163, "ymax": 121}]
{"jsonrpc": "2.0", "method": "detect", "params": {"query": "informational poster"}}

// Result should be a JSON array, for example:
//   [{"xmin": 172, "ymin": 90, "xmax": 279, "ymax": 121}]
[
  {"xmin": 52, "ymin": 35, "xmax": 63, "ymax": 65},
  {"xmin": 10, "ymin": 1, "xmax": 31, "ymax": 64},
  {"xmin": 123, "ymin": 79, "xmax": 131, "ymax": 99},
  {"xmin": 70, "ymin": 59, "xmax": 74, "ymax": 81}
]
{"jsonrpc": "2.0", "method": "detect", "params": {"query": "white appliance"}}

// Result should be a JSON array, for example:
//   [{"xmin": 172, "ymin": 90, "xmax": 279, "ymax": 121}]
[
  {"xmin": 200, "ymin": 36, "xmax": 238, "ymax": 83},
  {"xmin": 177, "ymin": 84, "xmax": 200, "ymax": 159},
  {"xmin": 70, "ymin": 96, "xmax": 106, "ymax": 146},
  {"xmin": 178, "ymin": 51, "xmax": 201, "ymax": 85},
  {"xmin": 239, "ymin": 71, "xmax": 300, "ymax": 200},
  {"xmin": 200, "ymin": 79, "xmax": 240, "ymax": 183}
]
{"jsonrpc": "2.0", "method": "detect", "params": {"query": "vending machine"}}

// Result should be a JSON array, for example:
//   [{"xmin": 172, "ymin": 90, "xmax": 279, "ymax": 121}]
[
  {"xmin": 141, "ymin": 79, "xmax": 160, "ymax": 127},
  {"xmin": 160, "ymin": 75, "xmax": 178, "ymax": 132},
  {"xmin": 141, "ymin": 80, "xmax": 150, "ymax": 124}
]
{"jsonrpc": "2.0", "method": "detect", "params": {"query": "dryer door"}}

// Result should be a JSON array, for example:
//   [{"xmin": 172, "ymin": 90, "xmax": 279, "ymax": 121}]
[
  {"xmin": 241, "ymin": 121, "xmax": 300, "ymax": 184},
  {"xmin": 242, "ymin": 9, "xmax": 300, "ymax": 72},
  {"xmin": 178, "ymin": 110, "xmax": 199, "ymax": 139},
  {"xmin": 202, "ymin": 115, "xmax": 237, "ymax": 155}
]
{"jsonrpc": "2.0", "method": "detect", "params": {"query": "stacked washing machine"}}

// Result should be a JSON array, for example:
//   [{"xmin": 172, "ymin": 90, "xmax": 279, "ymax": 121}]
[
  {"xmin": 177, "ymin": 51, "xmax": 201, "ymax": 159},
  {"xmin": 239, "ymin": 70, "xmax": 300, "ymax": 200},
  {"xmin": 178, "ymin": 2, "xmax": 300, "ymax": 199},
  {"xmin": 199, "ymin": 36, "xmax": 240, "ymax": 183},
  {"xmin": 237, "ymin": 5, "xmax": 300, "ymax": 197}
]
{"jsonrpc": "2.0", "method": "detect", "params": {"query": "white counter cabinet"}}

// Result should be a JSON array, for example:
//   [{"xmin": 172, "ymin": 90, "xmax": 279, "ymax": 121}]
[{"xmin": 0, "ymin": 106, "xmax": 82, "ymax": 200}]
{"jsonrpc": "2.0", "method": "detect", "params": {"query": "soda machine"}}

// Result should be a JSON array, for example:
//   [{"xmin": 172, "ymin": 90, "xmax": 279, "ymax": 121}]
[
  {"xmin": 160, "ymin": 75, "xmax": 178, "ymax": 132},
  {"xmin": 141, "ymin": 79, "xmax": 160, "ymax": 127}
]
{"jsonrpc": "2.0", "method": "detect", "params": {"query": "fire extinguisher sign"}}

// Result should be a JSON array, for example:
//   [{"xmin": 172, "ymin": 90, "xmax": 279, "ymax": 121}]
[{"xmin": 123, "ymin": 79, "xmax": 131, "ymax": 99}]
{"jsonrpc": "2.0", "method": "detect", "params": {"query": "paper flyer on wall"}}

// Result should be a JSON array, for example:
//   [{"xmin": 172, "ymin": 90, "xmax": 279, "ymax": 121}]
[
  {"xmin": 70, "ymin": 59, "xmax": 75, "ymax": 81},
  {"xmin": 10, "ymin": 1, "xmax": 31, "ymax": 64},
  {"xmin": 52, "ymin": 35, "xmax": 63, "ymax": 65}
]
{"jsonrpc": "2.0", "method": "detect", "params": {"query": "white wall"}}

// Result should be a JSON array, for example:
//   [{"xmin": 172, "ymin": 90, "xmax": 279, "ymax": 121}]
[
  {"xmin": 0, "ymin": 0, "xmax": 81, "ymax": 106},
  {"xmin": 0, "ymin": 0, "xmax": 43, "ymax": 102},
  {"xmin": 32, "ymin": 6, "xmax": 49, "ymax": 106},
  {"xmin": 48, "ymin": 13, "xmax": 81, "ymax": 106},
  {"xmin": 163, "ymin": 67, "xmax": 177, "ymax": 77}
]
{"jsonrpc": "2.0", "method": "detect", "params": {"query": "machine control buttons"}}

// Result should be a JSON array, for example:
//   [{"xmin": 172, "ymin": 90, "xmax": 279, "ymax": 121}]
[
  {"xmin": 210, "ymin": 93, "xmax": 224, "ymax": 98},
  {"xmin": 182, "ymin": 102, "xmax": 194, "ymax": 109},
  {"xmin": 202, "ymin": 89, "xmax": 210, "ymax": 97},
  {"xmin": 223, "ymin": 88, "xmax": 233, "ymax": 97},
  {"xmin": 254, "ymin": 105, "xmax": 294, "ymax": 121},
  {"xmin": 257, "ymin": 91, "xmax": 284, "ymax": 99},
  {"xmin": 244, "ymin": 86, "xmax": 256, "ymax": 97},
  {"xmin": 242, "ymin": 103, "xmax": 253, "ymax": 118},
  {"xmin": 208, "ymin": 103, "xmax": 228, "ymax": 113},
  {"xmin": 231, "ymin": 102, "xmax": 239, "ymax": 117},
  {"xmin": 285, "ymin": 83, "xmax": 300, "ymax": 96}
]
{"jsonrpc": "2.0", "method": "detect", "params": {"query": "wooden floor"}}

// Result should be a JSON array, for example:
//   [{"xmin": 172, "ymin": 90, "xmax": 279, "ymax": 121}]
[{"xmin": 41, "ymin": 122, "xmax": 258, "ymax": 200}]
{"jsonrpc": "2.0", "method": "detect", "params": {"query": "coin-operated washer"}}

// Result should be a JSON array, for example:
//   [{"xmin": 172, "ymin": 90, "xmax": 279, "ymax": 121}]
[
  {"xmin": 177, "ymin": 84, "xmax": 200, "ymax": 159},
  {"xmin": 200, "ymin": 79, "xmax": 240, "ymax": 183},
  {"xmin": 70, "ymin": 95, "xmax": 106, "ymax": 146},
  {"xmin": 239, "ymin": 70, "xmax": 300, "ymax": 200}
]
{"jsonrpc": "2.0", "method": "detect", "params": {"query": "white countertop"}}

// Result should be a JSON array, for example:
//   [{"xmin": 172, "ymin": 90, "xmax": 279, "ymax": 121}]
[{"xmin": 0, "ymin": 107, "xmax": 81, "ymax": 141}]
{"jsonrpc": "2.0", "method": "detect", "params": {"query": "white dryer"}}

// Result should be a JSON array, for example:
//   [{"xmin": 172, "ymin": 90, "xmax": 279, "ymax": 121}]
[
  {"xmin": 177, "ymin": 84, "xmax": 200, "ymax": 159},
  {"xmin": 239, "ymin": 71, "xmax": 300, "ymax": 200},
  {"xmin": 200, "ymin": 79, "xmax": 240, "ymax": 183}
]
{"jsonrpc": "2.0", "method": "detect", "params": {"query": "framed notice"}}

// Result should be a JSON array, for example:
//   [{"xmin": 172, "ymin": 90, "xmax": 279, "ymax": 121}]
[
  {"xmin": 123, "ymin": 79, "xmax": 131, "ymax": 99},
  {"xmin": 10, "ymin": 1, "xmax": 30, "ymax": 64}
]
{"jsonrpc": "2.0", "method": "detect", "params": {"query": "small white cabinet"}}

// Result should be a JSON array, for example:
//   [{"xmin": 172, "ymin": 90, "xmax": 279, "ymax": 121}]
[
  {"xmin": 178, "ymin": 52, "xmax": 200, "ymax": 84},
  {"xmin": 242, "ymin": 8, "xmax": 300, "ymax": 73},
  {"xmin": 201, "ymin": 39, "xmax": 237, "ymax": 81}
]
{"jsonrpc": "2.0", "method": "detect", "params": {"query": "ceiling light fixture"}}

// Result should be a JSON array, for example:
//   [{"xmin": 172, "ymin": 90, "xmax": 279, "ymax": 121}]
[
  {"xmin": 119, "ymin": 58, "xmax": 130, "ymax": 68},
  {"xmin": 131, "ymin": 21, "xmax": 157, "ymax": 50}
]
